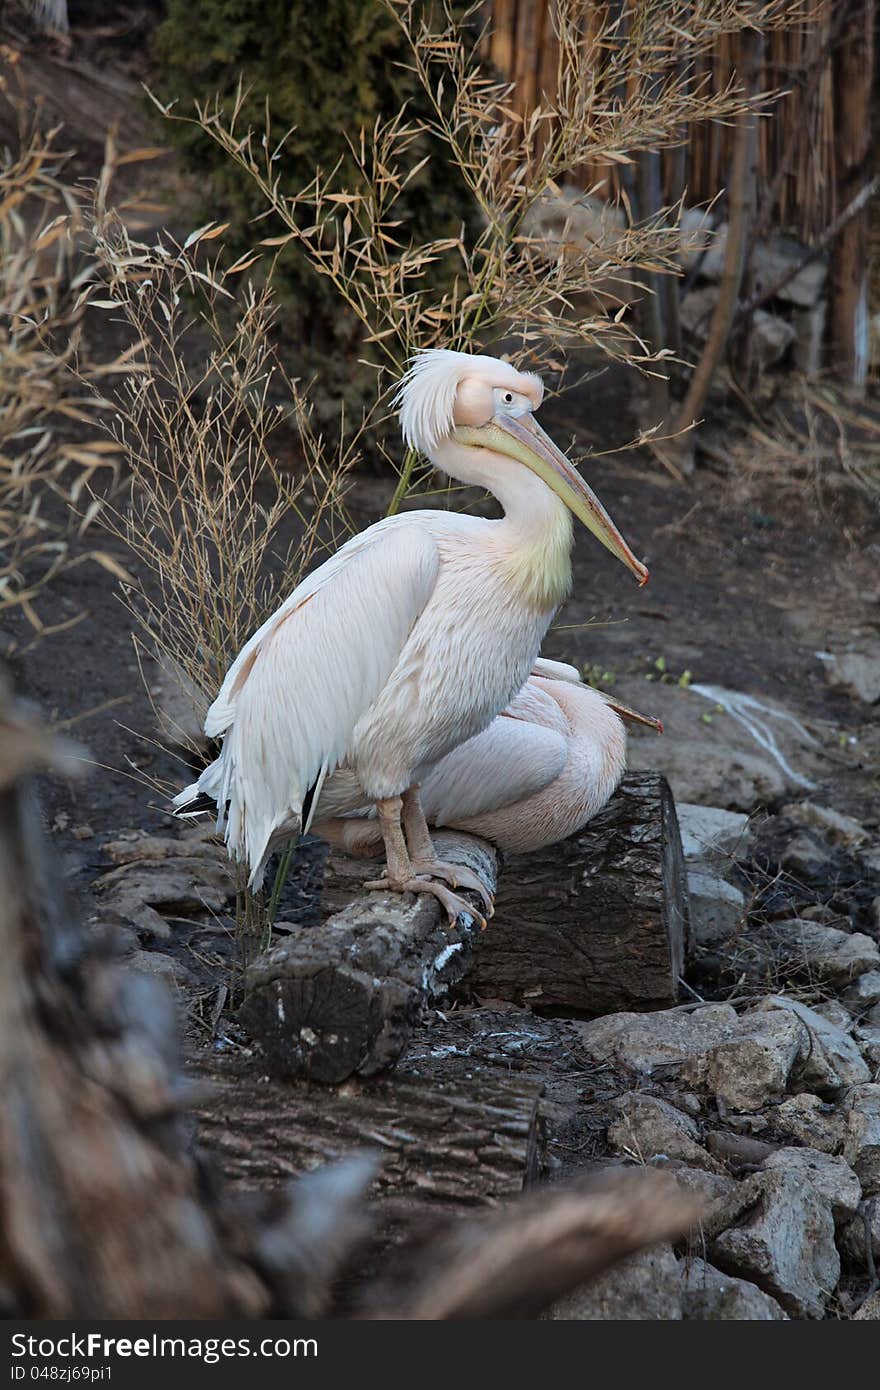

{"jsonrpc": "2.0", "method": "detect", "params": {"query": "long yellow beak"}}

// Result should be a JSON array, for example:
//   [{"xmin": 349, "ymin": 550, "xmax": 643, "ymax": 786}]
[{"xmin": 454, "ymin": 413, "xmax": 649, "ymax": 586}]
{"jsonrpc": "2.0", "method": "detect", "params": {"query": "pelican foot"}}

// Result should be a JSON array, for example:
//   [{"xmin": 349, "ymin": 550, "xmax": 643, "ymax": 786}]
[
  {"xmin": 363, "ymin": 873, "xmax": 487, "ymax": 930},
  {"xmin": 410, "ymin": 858, "xmax": 495, "ymax": 917}
]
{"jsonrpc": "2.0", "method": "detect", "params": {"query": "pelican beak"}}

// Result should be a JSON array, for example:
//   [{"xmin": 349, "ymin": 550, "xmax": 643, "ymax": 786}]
[{"xmin": 454, "ymin": 413, "xmax": 648, "ymax": 586}]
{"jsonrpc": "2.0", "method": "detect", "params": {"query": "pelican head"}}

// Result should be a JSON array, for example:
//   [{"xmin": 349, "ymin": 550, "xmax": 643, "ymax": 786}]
[{"xmin": 398, "ymin": 349, "xmax": 647, "ymax": 585}]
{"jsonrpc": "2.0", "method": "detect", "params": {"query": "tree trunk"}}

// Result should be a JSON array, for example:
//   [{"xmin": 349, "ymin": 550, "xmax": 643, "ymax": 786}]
[
  {"xmin": 194, "ymin": 1054, "xmax": 545, "ymax": 1210},
  {"xmin": 238, "ymin": 832, "xmax": 498, "ymax": 1084},
  {"xmin": 467, "ymin": 773, "xmax": 689, "ymax": 1015},
  {"xmin": 830, "ymin": 0, "xmax": 874, "ymax": 389},
  {"xmin": 670, "ymin": 28, "xmax": 763, "ymax": 446}
]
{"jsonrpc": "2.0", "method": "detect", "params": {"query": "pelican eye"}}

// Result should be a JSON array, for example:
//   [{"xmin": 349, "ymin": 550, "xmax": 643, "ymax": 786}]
[{"xmin": 503, "ymin": 392, "xmax": 513, "ymax": 403}]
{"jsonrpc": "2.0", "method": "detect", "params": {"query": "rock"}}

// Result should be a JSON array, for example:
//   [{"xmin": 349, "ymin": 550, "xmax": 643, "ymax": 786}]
[
  {"xmin": 700, "ymin": 229, "xmax": 827, "ymax": 307},
  {"xmin": 813, "ymin": 1000, "xmax": 856, "ymax": 1033},
  {"xmin": 753, "ymin": 996, "xmax": 870, "ymax": 1095},
  {"xmin": 671, "ymin": 1166, "xmax": 739, "ymax": 1238},
  {"xmin": 843, "ymin": 1085, "xmax": 880, "ymax": 1195},
  {"xmin": 854, "ymin": 1289, "xmax": 880, "ymax": 1319},
  {"xmin": 681, "ymin": 284, "xmax": 719, "ymax": 336},
  {"xmin": 575, "ymin": 1004, "xmax": 804, "ymax": 1111},
  {"xmin": 703, "ymin": 1012, "xmax": 805, "ymax": 1113},
  {"xmin": 787, "ymin": 801, "xmax": 868, "ymax": 849},
  {"xmin": 710, "ymin": 1169, "xmax": 839, "ymax": 1318},
  {"xmin": 854, "ymin": 1027, "xmax": 880, "ymax": 1068},
  {"xmin": 549, "ymin": 1243, "xmax": 682, "ymax": 1320},
  {"xmin": 621, "ymin": 680, "xmax": 820, "ymax": 811},
  {"xmin": 792, "ymin": 300, "xmax": 827, "ymax": 376},
  {"xmin": 687, "ymin": 872, "xmax": 746, "ymax": 947},
  {"xmin": 779, "ymin": 832, "xmax": 832, "ymax": 880},
  {"xmin": 758, "ymin": 922, "xmax": 880, "ymax": 987},
  {"xmin": 679, "ymin": 207, "xmax": 716, "ymax": 269},
  {"xmin": 761, "ymin": 1147, "xmax": 861, "ymax": 1224},
  {"xmin": 825, "ymin": 650, "xmax": 880, "ymax": 705},
  {"xmin": 129, "ymin": 949, "xmax": 196, "ymax": 988},
  {"xmin": 676, "ymin": 804, "xmax": 752, "ymax": 867},
  {"xmin": 680, "ymin": 1256, "xmax": 787, "ymax": 1320},
  {"xmin": 93, "ymin": 827, "xmax": 235, "ymax": 938},
  {"xmin": 839, "ymin": 1197, "xmax": 880, "ymax": 1267},
  {"xmin": 772, "ymin": 1093, "xmax": 848, "ymax": 1155},
  {"xmin": 749, "ymin": 309, "xmax": 796, "ymax": 371},
  {"xmin": 607, "ymin": 1092, "xmax": 719, "ymax": 1172},
  {"xmin": 750, "ymin": 236, "xmax": 828, "ymax": 308},
  {"xmin": 844, "ymin": 971, "xmax": 880, "ymax": 1015}
]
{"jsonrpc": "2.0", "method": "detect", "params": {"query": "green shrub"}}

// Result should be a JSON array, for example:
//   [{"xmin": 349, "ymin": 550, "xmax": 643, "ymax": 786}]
[{"xmin": 152, "ymin": 0, "xmax": 475, "ymax": 428}]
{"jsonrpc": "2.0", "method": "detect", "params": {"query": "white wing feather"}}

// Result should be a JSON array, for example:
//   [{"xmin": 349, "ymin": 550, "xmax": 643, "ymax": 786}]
[{"xmin": 184, "ymin": 521, "xmax": 439, "ymax": 884}]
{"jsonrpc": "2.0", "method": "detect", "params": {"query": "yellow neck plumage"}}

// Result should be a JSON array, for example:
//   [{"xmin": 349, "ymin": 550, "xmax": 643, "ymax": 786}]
[{"xmin": 501, "ymin": 503, "xmax": 573, "ymax": 614}]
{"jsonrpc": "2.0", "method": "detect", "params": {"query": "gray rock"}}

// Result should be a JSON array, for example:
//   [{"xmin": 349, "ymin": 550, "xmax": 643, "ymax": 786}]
[
  {"xmin": 575, "ymin": 1004, "xmax": 805, "ymax": 1112},
  {"xmin": 607, "ymin": 1092, "xmax": 719, "ymax": 1172},
  {"xmin": 752, "ymin": 235, "xmax": 828, "ymax": 308},
  {"xmin": 853, "ymin": 1288, "xmax": 880, "ymax": 1320},
  {"xmin": 710, "ymin": 1169, "xmax": 839, "ymax": 1318},
  {"xmin": 703, "ymin": 1011, "xmax": 805, "ymax": 1113},
  {"xmin": 825, "ymin": 650, "xmax": 880, "ymax": 705},
  {"xmin": 787, "ymin": 801, "xmax": 868, "ymax": 848},
  {"xmin": 844, "ymin": 971, "xmax": 880, "ymax": 1015},
  {"xmin": 680, "ymin": 1256, "xmax": 788, "ymax": 1320},
  {"xmin": 671, "ymin": 1166, "xmax": 739, "ymax": 1238},
  {"xmin": 549, "ymin": 1244, "xmax": 682, "ymax": 1320},
  {"xmin": 772, "ymin": 1093, "xmax": 848, "ymax": 1155},
  {"xmin": 749, "ymin": 309, "xmax": 796, "ymax": 371},
  {"xmin": 760, "ymin": 921, "xmax": 880, "ymax": 987},
  {"xmin": 151, "ymin": 650, "xmax": 209, "ymax": 749},
  {"xmin": 792, "ymin": 300, "xmax": 827, "ymax": 376},
  {"xmin": 843, "ymin": 1084, "xmax": 880, "ymax": 1195},
  {"xmin": 752, "ymin": 996, "xmax": 870, "ymax": 1095},
  {"xmin": 761, "ymin": 1146, "xmax": 861, "ymax": 1224},
  {"xmin": 620, "ymin": 681, "xmax": 820, "ymax": 811},
  {"xmin": 129, "ymin": 949, "xmax": 196, "ymax": 988},
  {"xmin": 679, "ymin": 208, "xmax": 717, "ymax": 269},
  {"xmin": 839, "ymin": 1197, "xmax": 880, "ymax": 1267},
  {"xmin": 779, "ymin": 832, "xmax": 832, "ymax": 880},
  {"xmin": 687, "ymin": 871, "xmax": 746, "ymax": 947},
  {"xmin": 854, "ymin": 1026, "xmax": 880, "ymax": 1068},
  {"xmin": 681, "ymin": 284, "xmax": 719, "ymax": 336},
  {"xmin": 676, "ymin": 803, "xmax": 752, "ymax": 866},
  {"xmin": 94, "ymin": 827, "xmax": 235, "ymax": 938},
  {"xmin": 813, "ymin": 999, "xmax": 856, "ymax": 1033}
]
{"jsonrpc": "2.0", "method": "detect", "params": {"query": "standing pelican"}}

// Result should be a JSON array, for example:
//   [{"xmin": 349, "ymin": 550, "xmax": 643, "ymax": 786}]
[
  {"xmin": 174, "ymin": 349, "xmax": 647, "ymax": 923},
  {"xmin": 315, "ymin": 659, "xmax": 661, "ymax": 857}
]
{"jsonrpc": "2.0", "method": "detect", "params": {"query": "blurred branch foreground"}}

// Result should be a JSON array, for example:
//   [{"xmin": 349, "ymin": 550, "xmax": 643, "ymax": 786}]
[{"xmin": 0, "ymin": 683, "xmax": 698, "ymax": 1319}]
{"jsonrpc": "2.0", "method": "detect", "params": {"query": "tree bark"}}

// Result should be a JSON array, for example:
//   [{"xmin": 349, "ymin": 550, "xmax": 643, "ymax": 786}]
[
  {"xmin": 467, "ymin": 773, "xmax": 689, "ymax": 1015},
  {"xmin": 238, "ymin": 832, "xmax": 498, "ymax": 1084},
  {"xmin": 193, "ymin": 1053, "xmax": 545, "ymax": 1210},
  {"xmin": 0, "ymin": 693, "xmax": 265, "ymax": 1319},
  {"xmin": 830, "ymin": 0, "xmax": 874, "ymax": 389}
]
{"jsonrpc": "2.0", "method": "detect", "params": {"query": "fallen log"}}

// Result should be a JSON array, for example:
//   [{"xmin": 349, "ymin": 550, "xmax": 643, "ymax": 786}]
[
  {"xmin": 238, "ymin": 830, "xmax": 498, "ymax": 1084},
  {"xmin": 194, "ymin": 1052, "xmax": 544, "ymax": 1210},
  {"xmin": 468, "ymin": 772, "xmax": 689, "ymax": 1015}
]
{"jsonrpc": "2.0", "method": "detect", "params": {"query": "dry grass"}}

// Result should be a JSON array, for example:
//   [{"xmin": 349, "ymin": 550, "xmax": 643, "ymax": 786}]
[
  {"xmin": 0, "ymin": 102, "xmax": 135, "ymax": 647},
  {"xmin": 154, "ymin": 0, "xmax": 793, "ymax": 506},
  {"xmin": 89, "ymin": 205, "xmax": 357, "ymax": 754}
]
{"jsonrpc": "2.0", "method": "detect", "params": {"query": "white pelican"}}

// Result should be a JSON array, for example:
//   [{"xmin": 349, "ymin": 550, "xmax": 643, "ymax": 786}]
[
  {"xmin": 314, "ymin": 659, "xmax": 662, "ymax": 857},
  {"xmin": 174, "ymin": 349, "xmax": 648, "ymax": 924}
]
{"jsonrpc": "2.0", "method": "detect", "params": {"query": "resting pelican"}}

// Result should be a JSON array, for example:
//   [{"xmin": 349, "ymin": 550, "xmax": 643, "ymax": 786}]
[
  {"xmin": 174, "ymin": 349, "xmax": 647, "ymax": 923},
  {"xmin": 315, "ymin": 659, "xmax": 661, "ymax": 857}
]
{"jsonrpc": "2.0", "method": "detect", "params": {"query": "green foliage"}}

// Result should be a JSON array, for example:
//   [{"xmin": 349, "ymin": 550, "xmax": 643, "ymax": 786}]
[{"xmin": 152, "ymin": 0, "xmax": 475, "ymax": 427}]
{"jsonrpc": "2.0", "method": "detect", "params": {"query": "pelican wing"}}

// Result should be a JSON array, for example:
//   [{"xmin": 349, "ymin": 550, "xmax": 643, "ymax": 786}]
[
  {"xmin": 422, "ymin": 689, "xmax": 568, "ymax": 826},
  {"xmin": 203, "ymin": 522, "xmax": 440, "ymax": 882}
]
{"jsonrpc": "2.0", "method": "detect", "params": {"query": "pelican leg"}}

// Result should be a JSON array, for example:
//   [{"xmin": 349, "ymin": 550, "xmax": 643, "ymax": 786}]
[
  {"xmin": 401, "ymin": 786, "xmax": 495, "ymax": 918},
  {"xmin": 364, "ymin": 795, "xmax": 486, "ymax": 929}
]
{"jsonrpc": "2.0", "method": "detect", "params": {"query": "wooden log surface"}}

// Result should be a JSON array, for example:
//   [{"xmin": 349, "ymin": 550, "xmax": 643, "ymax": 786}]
[
  {"xmin": 193, "ymin": 1052, "xmax": 545, "ymax": 1211},
  {"xmin": 467, "ymin": 773, "xmax": 689, "ymax": 1015},
  {"xmin": 238, "ymin": 831, "xmax": 498, "ymax": 1084}
]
